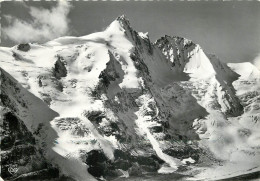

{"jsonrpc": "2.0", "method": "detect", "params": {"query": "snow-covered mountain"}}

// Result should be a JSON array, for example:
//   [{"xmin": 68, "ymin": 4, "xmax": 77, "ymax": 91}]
[{"xmin": 1, "ymin": 15, "xmax": 260, "ymax": 181}]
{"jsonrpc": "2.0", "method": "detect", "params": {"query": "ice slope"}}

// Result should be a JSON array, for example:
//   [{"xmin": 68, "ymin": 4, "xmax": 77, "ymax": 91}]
[{"xmin": 1, "ymin": 15, "xmax": 260, "ymax": 180}]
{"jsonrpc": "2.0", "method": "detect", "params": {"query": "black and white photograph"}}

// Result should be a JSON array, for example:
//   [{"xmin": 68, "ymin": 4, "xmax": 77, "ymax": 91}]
[{"xmin": 0, "ymin": 0, "xmax": 260, "ymax": 180}]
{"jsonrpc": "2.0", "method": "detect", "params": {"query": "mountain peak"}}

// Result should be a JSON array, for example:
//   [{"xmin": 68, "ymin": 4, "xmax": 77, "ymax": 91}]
[
  {"xmin": 104, "ymin": 15, "xmax": 133, "ymax": 34},
  {"xmin": 116, "ymin": 15, "xmax": 132, "ymax": 30},
  {"xmin": 116, "ymin": 15, "xmax": 129, "ymax": 23},
  {"xmin": 116, "ymin": 14, "xmax": 128, "ymax": 21}
]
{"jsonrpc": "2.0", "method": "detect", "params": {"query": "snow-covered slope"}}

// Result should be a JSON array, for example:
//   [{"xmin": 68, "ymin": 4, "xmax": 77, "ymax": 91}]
[{"xmin": 1, "ymin": 16, "xmax": 260, "ymax": 181}]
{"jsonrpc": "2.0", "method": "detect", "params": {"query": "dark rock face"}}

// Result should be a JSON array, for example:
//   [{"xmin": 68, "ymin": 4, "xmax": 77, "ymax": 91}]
[
  {"xmin": 86, "ymin": 150, "xmax": 114, "ymax": 178},
  {"xmin": 98, "ymin": 51, "xmax": 121, "ymax": 89},
  {"xmin": 98, "ymin": 57, "xmax": 120, "ymax": 88},
  {"xmin": 53, "ymin": 56, "xmax": 67, "ymax": 79},
  {"xmin": 1, "ymin": 112, "xmax": 35, "ymax": 149},
  {"xmin": 149, "ymin": 126, "xmax": 163, "ymax": 133},
  {"xmin": 17, "ymin": 44, "xmax": 30, "ymax": 52},
  {"xmin": 155, "ymin": 35, "xmax": 196, "ymax": 69},
  {"xmin": 84, "ymin": 110, "xmax": 105, "ymax": 125},
  {"xmin": 163, "ymin": 146, "xmax": 200, "ymax": 162},
  {"xmin": 130, "ymin": 50, "xmax": 150, "ymax": 76},
  {"xmin": 0, "ymin": 111, "xmax": 60, "ymax": 180},
  {"xmin": 85, "ymin": 149, "xmax": 165, "ymax": 179}
]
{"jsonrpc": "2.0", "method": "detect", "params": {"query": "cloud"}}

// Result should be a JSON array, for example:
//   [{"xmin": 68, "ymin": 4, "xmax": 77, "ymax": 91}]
[
  {"xmin": 253, "ymin": 53, "xmax": 260, "ymax": 70},
  {"xmin": 2, "ymin": 1, "xmax": 72, "ymax": 43}
]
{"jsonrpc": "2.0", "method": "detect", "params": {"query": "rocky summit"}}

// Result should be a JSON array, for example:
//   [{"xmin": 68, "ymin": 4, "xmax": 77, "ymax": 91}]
[{"xmin": 1, "ymin": 16, "xmax": 260, "ymax": 181}]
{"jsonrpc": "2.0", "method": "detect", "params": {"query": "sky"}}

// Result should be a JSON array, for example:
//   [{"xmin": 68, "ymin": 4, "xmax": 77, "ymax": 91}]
[{"xmin": 1, "ymin": 1, "xmax": 260, "ymax": 65}]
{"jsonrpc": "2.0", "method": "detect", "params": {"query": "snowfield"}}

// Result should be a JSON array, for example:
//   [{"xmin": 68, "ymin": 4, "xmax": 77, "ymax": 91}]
[{"xmin": 1, "ymin": 16, "xmax": 260, "ymax": 181}]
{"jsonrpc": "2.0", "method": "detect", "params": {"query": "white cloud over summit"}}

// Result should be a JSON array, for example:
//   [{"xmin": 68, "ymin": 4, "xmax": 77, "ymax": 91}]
[{"xmin": 3, "ymin": 1, "xmax": 72, "ymax": 44}]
